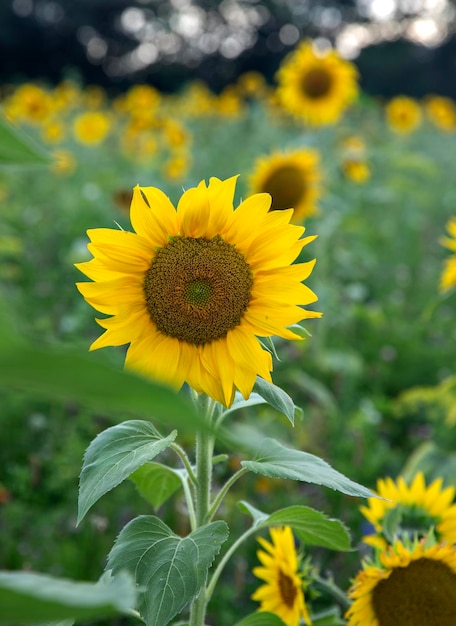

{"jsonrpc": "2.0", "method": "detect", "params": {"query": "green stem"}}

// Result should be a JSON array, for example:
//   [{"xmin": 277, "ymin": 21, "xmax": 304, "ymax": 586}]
[
  {"xmin": 314, "ymin": 574, "xmax": 351, "ymax": 610},
  {"xmin": 207, "ymin": 467, "xmax": 248, "ymax": 522},
  {"xmin": 171, "ymin": 442, "xmax": 197, "ymax": 484},
  {"xmin": 189, "ymin": 396, "xmax": 216, "ymax": 626}
]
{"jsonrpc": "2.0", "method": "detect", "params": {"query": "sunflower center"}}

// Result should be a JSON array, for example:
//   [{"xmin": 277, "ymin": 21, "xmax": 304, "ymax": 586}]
[
  {"xmin": 262, "ymin": 166, "xmax": 306, "ymax": 211},
  {"xmin": 278, "ymin": 569, "xmax": 298, "ymax": 608},
  {"xmin": 371, "ymin": 557, "xmax": 456, "ymax": 626},
  {"xmin": 143, "ymin": 236, "xmax": 253, "ymax": 345},
  {"xmin": 301, "ymin": 68, "xmax": 332, "ymax": 99}
]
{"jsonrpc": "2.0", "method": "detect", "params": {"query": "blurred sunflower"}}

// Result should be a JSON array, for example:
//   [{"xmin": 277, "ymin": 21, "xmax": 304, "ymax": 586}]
[
  {"xmin": 76, "ymin": 177, "xmax": 320, "ymax": 407},
  {"xmin": 385, "ymin": 96, "xmax": 421, "ymax": 134},
  {"xmin": 360, "ymin": 472, "xmax": 456, "ymax": 550},
  {"xmin": 73, "ymin": 111, "xmax": 111, "ymax": 145},
  {"xmin": 440, "ymin": 216, "xmax": 456, "ymax": 291},
  {"xmin": 346, "ymin": 537, "xmax": 456, "ymax": 626},
  {"xmin": 342, "ymin": 158, "xmax": 371, "ymax": 184},
  {"xmin": 252, "ymin": 526, "xmax": 311, "ymax": 626},
  {"xmin": 275, "ymin": 40, "xmax": 359, "ymax": 125},
  {"xmin": 424, "ymin": 95, "xmax": 456, "ymax": 132},
  {"xmin": 248, "ymin": 149, "xmax": 322, "ymax": 222}
]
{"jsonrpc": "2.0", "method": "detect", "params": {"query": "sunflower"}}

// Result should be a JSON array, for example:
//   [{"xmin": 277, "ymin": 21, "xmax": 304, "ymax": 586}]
[
  {"xmin": 275, "ymin": 40, "xmax": 359, "ymax": 126},
  {"xmin": 73, "ymin": 111, "xmax": 111, "ymax": 145},
  {"xmin": 440, "ymin": 216, "xmax": 456, "ymax": 292},
  {"xmin": 424, "ymin": 95, "xmax": 456, "ymax": 132},
  {"xmin": 252, "ymin": 526, "xmax": 311, "ymax": 626},
  {"xmin": 385, "ymin": 96, "xmax": 421, "ymax": 134},
  {"xmin": 248, "ymin": 150, "xmax": 322, "ymax": 222},
  {"xmin": 360, "ymin": 472, "xmax": 456, "ymax": 550},
  {"xmin": 346, "ymin": 537, "xmax": 456, "ymax": 626},
  {"xmin": 342, "ymin": 158, "xmax": 371, "ymax": 184},
  {"xmin": 76, "ymin": 177, "xmax": 320, "ymax": 407}
]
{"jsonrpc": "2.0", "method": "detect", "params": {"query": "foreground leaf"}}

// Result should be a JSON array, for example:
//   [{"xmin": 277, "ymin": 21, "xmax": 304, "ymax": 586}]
[
  {"xmin": 234, "ymin": 612, "xmax": 286, "ymax": 626},
  {"xmin": 0, "ymin": 116, "xmax": 51, "ymax": 167},
  {"xmin": 253, "ymin": 378, "xmax": 298, "ymax": 426},
  {"xmin": 78, "ymin": 421, "xmax": 177, "ymax": 524},
  {"xmin": 107, "ymin": 516, "xmax": 229, "ymax": 626},
  {"xmin": 130, "ymin": 462, "xmax": 182, "ymax": 509},
  {"xmin": 242, "ymin": 438, "xmax": 373, "ymax": 498},
  {"xmin": 239, "ymin": 502, "xmax": 351, "ymax": 551},
  {"xmin": 0, "ymin": 570, "xmax": 136, "ymax": 624}
]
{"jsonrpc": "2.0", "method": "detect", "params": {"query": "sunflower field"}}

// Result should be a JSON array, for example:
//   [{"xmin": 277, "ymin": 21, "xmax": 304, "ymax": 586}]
[{"xmin": 1, "ymin": 41, "xmax": 456, "ymax": 626}]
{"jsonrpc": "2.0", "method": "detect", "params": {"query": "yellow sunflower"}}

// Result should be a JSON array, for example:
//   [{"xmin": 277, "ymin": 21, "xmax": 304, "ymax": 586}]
[
  {"xmin": 275, "ymin": 40, "xmax": 359, "ymax": 126},
  {"xmin": 385, "ymin": 96, "xmax": 422, "ymax": 134},
  {"xmin": 346, "ymin": 537, "xmax": 456, "ymax": 626},
  {"xmin": 440, "ymin": 216, "xmax": 456, "ymax": 292},
  {"xmin": 424, "ymin": 95, "xmax": 456, "ymax": 132},
  {"xmin": 360, "ymin": 472, "xmax": 456, "ymax": 550},
  {"xmin": 252, "ymin": 526, "xmax": 311, "ymax": 626},
  {"xmin": 248, "ymin": 150, "xmax": 322, "ymax": 222},
  {"xmin": 342, "ymin": 158, "xmax": 371, "ymax": 184},
  {"xmin": 76, "ymin": 176, "xmax": 321, "ymax": 407},
  {"xmin": 73, "ymin": 111, "xmax": 111, "ymax": 145}
]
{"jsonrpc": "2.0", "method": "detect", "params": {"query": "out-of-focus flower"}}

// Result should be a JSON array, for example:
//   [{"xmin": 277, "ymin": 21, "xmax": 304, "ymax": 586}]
[
  {"xmin": 162, "ymin": 152, "xmax": 189, "ymax": 181},
  {"xmin": 342, "ymin": 158, "xmax": 371, "ymax": 183},
  {"xmin": 41, "ymin": 119, "xmax": 66, "ymax": 144},
  {"xmin": 346, "ymin": 537, "xmax": 456, "ymax": 626},
  {"xmin": 249, "ymin": 149, "xmax": 322, "ymax": 222},
  {"xmin": 275, "ymin": 40, "xmax": 359, "ymax": 125},
  {"xmin": 424, "ymin": 95, "xmax": 456, "ymax": 132},
  {"xmin": 440, "ymin": 216, "xmax": 456, "ymax": 292},
  {"xmin": 252, "ymin": 526, "xmax": 311, "ymax": 626},
  {"xmin": 51, "ymin": 149, "xmax": 77, "ymax": 175},
  {"xmin": 4, "ymin": 83, "xmax": 54, "ymax": 124},
  {"xmin": 360, "ymin": 472, "xmax": 456, "ymax": 550},
  {"xmin": 76, "ymin": 176, "xmax": 320, "ymax": 406},
  {"xmin": 73, "ymin": 111, "xmax": 111, "ymax": 145},
  {"xmin": 385, "ymin": 96, "xmax": 421, "ymax": 134}
]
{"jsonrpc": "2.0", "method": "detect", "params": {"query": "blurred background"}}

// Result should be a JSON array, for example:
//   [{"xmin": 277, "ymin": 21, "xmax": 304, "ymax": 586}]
[{"xmin": 1, "ymin": 0, "xmax": 456, "ymax": 96}]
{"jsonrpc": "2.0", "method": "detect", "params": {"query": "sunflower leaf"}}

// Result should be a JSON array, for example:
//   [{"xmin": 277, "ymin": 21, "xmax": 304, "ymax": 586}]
[
  {"xmin": 253, "ymin": 378, "xmax": 298, "ymax": 426},
  {"xmin": 129, "ymin": 462, "xmax": 182, "ymax": 509},
  {"xmin": 239, "ymin": 502, "xmax": 351, "ymax": 550},
  {"xmin": 241, "ymin": 438, "xmax": 374, "ymax": 498},
  {"xmin": 106, "ymin": 516, "xmax": 229, "ymax": 626},
  {"xmin": 78, "ymin": 421, "xmax": 177, "ymax": 524},
  {"xmin": 0, "ymin": 116, "xmax": 51, "ymax": 167},
  {"xmin": 0, "ymin": 570, "xmax": 136, "ymax": 624},
  {"xmin": 234, "ymin": 612, "xmax": 287, "ymax": 626}
]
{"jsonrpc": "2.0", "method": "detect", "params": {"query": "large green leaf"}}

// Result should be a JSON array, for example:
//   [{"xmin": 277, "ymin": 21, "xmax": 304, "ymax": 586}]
[
  {"xmin": 130, "ymin": 462, "xmax": 182, "ymax": 509},
  {"xmin": 0, "ymin": 570, "xmax": 136, "ymax": 624},
  {"xmin": 242, "ymin": 438, "xmax": 373, "ymax": 498},
  {"xmin": 239, "ymin": 502, "xmax": 351, "ymax": 551},
  {"xmin": 0, "ymin": 116, "xmax": 51, "ymax": 167},
  {"xmin": 78, "ymin": 421, "xmax": 177, "ymax": 524},
  {"xmin": 107, "ymin": 516, "xmax": 229, "ymax": 626},
  {"xmin": 234, "ymin": 612, "xmax": 286, "ymax": 626}
]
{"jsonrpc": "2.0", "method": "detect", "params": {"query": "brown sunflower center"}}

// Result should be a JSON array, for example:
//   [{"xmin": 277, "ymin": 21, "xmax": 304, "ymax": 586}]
[
  {"xmin": 278, "ymin": 569, "xmax": 298, "ymax": 608},
  {"xmin": 143, "ymin": 235, "xmax": 253, "ymax": 345},
  {"xmin": 301, "ymin": 68, "xmax": 332, "ymax": 99},
  {"xmin": 371, "ymin": 557, "xmax": 456, "ymax": 626},
  {"xmin": 262, "ymin": 166, "xmax": 306, "ymax": 211}
]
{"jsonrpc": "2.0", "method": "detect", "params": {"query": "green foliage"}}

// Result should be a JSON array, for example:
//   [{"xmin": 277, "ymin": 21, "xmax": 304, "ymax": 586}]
[
  {"xmin": 0, "ymin": 570, "xmax": 136, "ymax": 624},
  {"xmin": 241, "ymin": 437, "xmax": 373, "ymax": 498},
  {"xmin": 77, "ymin": 420, "xmax": 178, "ymax": 524},
  {"xmin": 234, "ymin": 612, "xmax": 286, "ymax": 626},
  {"xmin": 106, "ymin": 516, "xmax": 229, "ymax": 626},
  {"xmin": 0, "ymin": 117, "xmax": 51, "ymax": 167},
  {"xmin": 130, "ymin": 462, "xmax": 182, "ymax": 509}
]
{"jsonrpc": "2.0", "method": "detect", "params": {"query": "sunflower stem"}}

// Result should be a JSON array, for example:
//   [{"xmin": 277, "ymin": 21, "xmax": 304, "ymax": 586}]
[
  {"xmin": 207, "ymin": 467, "xmax": 248, "ymax": 522},
  {"xmin": 171, "ymin": 442, "xmax": 197, "ymax": 484},
  {"xmin": 189, "ymin": 396, "xmax": 216, "ymax": 626},
  {"xmin": 314, "ymin": 573, "xmax": 351, "ymax": 610}
]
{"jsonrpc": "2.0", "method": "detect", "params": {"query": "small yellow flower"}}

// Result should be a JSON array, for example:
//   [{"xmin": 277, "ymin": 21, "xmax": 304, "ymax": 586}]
[
  {"xmin": 346, "ymin": 538, "xmax": 456, "ymax": 626},
  {"xmin": 424, "ymin": 95, "xmax": 456, "ymax": 132},
  {"xmin": 5, "ymin": 83, "xmax": 54, "ymax": 124},
  {"xmin": 252, "ymin": 527, "xmax": 311, "ymax": 626},
  {"xmin": 76, "ymin": 176, "xmax": 321, "ymax": 406},
  {"xmin": 440, "ymin": 216, "xmax": 456, "ymax": 292},
  {"xmin": 41, "ymin": 119, "xmax": 66, "ymax": 144},
  {"xmin": 162, "ymin": 152, "xmax": 189, "ymax": 181},
  {"xmin": 342, "ymin": 159, "xmax": 371, "ymax": 184},
  {"xmin": 248, "ymin": 149, "xmax": 322, "ymax": 222},
  {"xmin": 51, "ymin": 149, "xmax": 77, "ymax": 175},
  {"xmin": 73, "ymin": 111, "xmax": 111, "ymax": 145},
  {"xmin": 275, "ymin": 40, "xmax": 359, "ymax": 125},
  {"xmin": 360, "ymin": 472, "xmax": 456, "ymax": 550},
  {"xmin": 385, "ymin": 96, "xmax": 421, "ymax": 134}
]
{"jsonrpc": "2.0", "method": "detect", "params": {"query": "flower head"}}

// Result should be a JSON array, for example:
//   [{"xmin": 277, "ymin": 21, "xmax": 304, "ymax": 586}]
[
  {"xmin": 385, "ymin": 96, "xmax": 421, "ymax": 134},
  {"xmin": 360, "ymin": 472, "xmax": 456, "ymax": 550},
  {"xmin": 346, "ymin": 537, "xmax": 456, "ymax": 626},
  {"xmin": 73, "ymin": 111, "xmax": 111, "ymax": 145},
  {"xmin": 440, "ymin": 216, "xmax": 456, "ymax": 292},
  {"xmin": 76, "ymin": 177, "xmax": 320, "ymax": 406},
  {"xmin": 275, "ymin": 40, "xmax": 359, "ymax": 126},
  {"xmin": 248, "ymin": 149, "xmax": 322, "ymax": 222},
  {"xmin": 424, "ymin": 95, "xmax": 456, "ymax": 132},
  {"xmin": 252, "ymin": 526, "xmax": 311, "ymax": 626}
]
